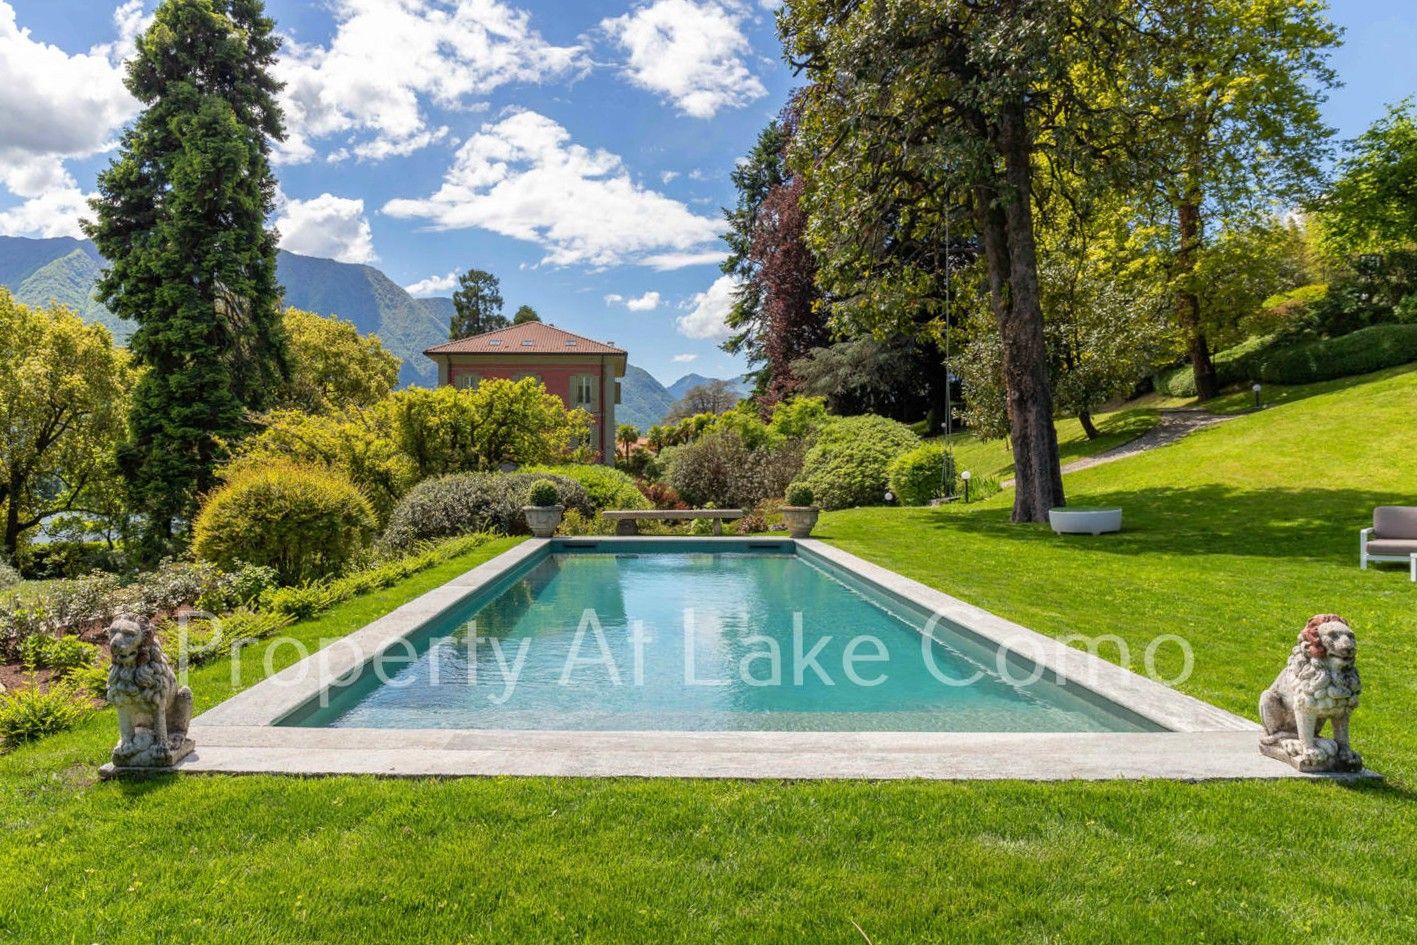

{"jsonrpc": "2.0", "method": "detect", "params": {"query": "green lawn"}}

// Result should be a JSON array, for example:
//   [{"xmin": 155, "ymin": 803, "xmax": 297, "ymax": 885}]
[
  {"xmin": 3, "ymin": 371, "xmax": 1416, "ymax": 943},
  {"xmin": 943, "ymin": 406, "xmax": 1158, "ymax": 480}
]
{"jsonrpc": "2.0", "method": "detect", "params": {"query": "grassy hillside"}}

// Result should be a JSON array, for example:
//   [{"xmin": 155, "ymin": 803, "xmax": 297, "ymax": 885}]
[{"xmin": 1, "ymin": 369, "xmax": 1414, "ymax": 943}]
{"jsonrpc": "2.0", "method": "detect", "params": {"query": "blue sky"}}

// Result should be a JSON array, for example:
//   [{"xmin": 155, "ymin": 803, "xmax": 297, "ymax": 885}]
[{"xmin": 1, "ymin": 0, "xmax": 1414, "ymax": 385}]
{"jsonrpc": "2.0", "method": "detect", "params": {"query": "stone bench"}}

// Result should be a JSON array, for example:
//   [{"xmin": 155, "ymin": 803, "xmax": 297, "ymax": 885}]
[{"xmin": 601, "ymin": 509, "xmax": 745, "ymax": 536}]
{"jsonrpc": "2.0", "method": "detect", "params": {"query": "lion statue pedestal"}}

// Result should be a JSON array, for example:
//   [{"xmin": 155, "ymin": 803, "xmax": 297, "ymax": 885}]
[
  {"xmin": 1259, "ymin": 614, "xmax": 1363, "ymax": 774},
  {"xmin": 98, "ymin": 616, "xmax": 194, "ymax": 779}
]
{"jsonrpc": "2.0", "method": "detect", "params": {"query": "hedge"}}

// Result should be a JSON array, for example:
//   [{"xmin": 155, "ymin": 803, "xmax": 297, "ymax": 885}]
[
  {"xmin": 1155, "ymin": 325, "xmax": 1417, "ymax": 395},
  {"xmin": 1249, "ymin": 323, "xmax": 1417, "ymax": 384},
  {"xmin": 520, "ymin": 464, "xmax": 649, "ymax": 511},
  {"xmin": 381, "ymin": 473, "xmax": 591, "ymax": 549}
]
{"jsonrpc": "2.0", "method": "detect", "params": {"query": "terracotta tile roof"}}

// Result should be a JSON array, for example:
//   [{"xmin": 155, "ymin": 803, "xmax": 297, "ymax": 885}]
[{"xmin": 424, "ymin": 322, "xmax": 625, "ymax": 355}]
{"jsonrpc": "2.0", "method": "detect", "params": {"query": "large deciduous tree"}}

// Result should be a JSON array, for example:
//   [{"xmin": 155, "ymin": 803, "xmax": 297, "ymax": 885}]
[
  {"xmin": 0, "ymin": 291, "xmax": 133, "ymax": 558},
  {"xmin": 782, "ymin": 0, "xmax": 1138, "ymax": 521},
  {"xmin": 1320, "ymin": 98, "xmax": 1417, "ymax": 254},
  {"xmin": 721, "ymin": 110, "xmax": 830, "ymax": 403},
  {"xmin": 85, "ymin": 0, "xmax": 288, "ymax": 553},
  {"xmin": 1135, "ymin": 0, "xmax": 1339, "ymax": 399},
  {"xmin": 279, "ymin": 307, "xmax": 401, "ymax": 414},
  {"xmin": 449, "ymin": 270, "xmax": 508, "ymax": 339}
]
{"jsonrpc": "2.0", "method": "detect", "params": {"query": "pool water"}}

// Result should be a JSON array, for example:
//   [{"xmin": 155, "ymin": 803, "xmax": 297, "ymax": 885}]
[{"xmin": 282, "ymin": 549, "xmax": 1159, "ymax": 733}]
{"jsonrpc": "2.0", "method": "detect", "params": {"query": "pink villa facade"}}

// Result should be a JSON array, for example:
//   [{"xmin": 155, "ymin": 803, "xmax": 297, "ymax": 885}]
[{"xmin": 424, "ymin": 322, "xmax": 628, "ymax": 464}]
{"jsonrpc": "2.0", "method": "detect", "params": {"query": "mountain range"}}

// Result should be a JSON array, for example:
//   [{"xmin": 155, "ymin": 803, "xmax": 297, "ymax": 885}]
[{"xmin": 0, "ymin": 235, "xmax": 749, "ymax": 426}]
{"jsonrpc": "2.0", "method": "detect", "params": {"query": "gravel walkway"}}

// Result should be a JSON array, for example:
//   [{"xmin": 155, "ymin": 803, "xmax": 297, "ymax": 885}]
[{"xmin": 1002, "ymin": 408, "xmax": 1236, "ymax": 488}]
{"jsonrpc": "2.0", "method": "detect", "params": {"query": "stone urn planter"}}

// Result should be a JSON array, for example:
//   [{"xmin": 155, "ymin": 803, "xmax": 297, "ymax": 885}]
[
  {"xmin": 1048, "ymin": 506, "xmax": 1122, "ymax": 536},
  {"xmin": 523, "ymin": 505, "xmax": 564, "ymax": 538},
  {"xmin": 780, "ymin": 506, "xmax": 820, "ymax": 538},
  {"xmin": 524, "ymin": 479, "xmax": 564, "ymax": 538},
  {"xmin": 782, "ymin": 484, "xmax": 820, "ymax": 538}
]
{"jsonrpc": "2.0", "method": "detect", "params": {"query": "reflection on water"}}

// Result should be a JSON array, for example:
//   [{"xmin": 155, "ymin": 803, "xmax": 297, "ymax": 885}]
[{"xmin": 288, "ymin": 553, "xmax": 1155, "ymax": 733}]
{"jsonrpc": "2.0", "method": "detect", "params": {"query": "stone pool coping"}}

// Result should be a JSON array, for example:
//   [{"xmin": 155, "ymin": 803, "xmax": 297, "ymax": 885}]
[{"xmin": 180, "ymin": 537, "xmax": 1367, "ymax": 781}]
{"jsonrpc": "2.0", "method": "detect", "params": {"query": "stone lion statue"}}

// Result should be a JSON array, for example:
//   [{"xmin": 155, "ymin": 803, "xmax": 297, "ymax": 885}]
[
  {"xmin": 1259, "ymin": 613, "xmax": 1362, "ymax": 773},
  {"xmin": 105, "ymin": 616, "xmax": 194, "ymax": 770}
]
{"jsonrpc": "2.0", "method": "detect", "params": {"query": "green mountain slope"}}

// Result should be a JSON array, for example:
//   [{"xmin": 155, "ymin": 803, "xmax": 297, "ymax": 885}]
[
  {"xmin": 618, "ymin": 365, "xmax": 678, "ymax": 431},
  {"xmin": 15, "ymin": 246, "xmax": 128, "ymax": 341},
  {"xmin": 276, "ymin": 252, "xmax": 447, "ymax": 386},
  {"xmin": 0, "ymin": 236, "xmax": 452, "ymax": 387}
]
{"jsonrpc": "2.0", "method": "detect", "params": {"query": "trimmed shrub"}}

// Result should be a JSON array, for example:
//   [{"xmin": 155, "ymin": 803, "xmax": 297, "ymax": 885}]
[
  {"xmin": 1250, "ymin": 323, "xmax": 1417, "ymax": 384},
  {"xmin": 1156, "ymin": 324, "xmax": 1417, "ymax": 395},
  {"xmin": 527, "ymin": 479, "xmax": 561, "ymax": 507},
  {"xmin": 0, "ymin": 680, "xmax": 93, "ymax": 751},
  {"xmin": 888, "ymin": 443, "xmax": 957, "ymax": 506},
  {"xmin": 521, "ymin": 464, "xmax": 649, "ymax": 511},
  {"xmin": 798, "ymin": 415, "xmax": 920, "ymax": 510},
  {"xmin": 665, "ymin": 430, "xmax": 805, "ymax": 509},
  {"xmin": 193, "ymin": 462, "xmax": 377, "ymax": 586},
  {"xmin": 381, "ymin": 473, "xmax": 590, "ymax": 549},
  {"xmin": 785, "ymin": 483, "xmax": 814, "ymax": 507}
]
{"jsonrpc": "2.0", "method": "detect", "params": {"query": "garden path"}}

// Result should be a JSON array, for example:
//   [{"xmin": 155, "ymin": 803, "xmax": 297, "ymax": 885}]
[{"xmin": 1002, "ymin": 408, "xmax": 1238, "ymax": 488}]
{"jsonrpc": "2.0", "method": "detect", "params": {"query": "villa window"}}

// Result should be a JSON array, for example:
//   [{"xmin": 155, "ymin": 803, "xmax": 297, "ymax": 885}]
[
  {"xmin": 456, "ymin": 373, "xmax": 480, "ymax": 390},
  {"xmin": 570, "ymin": 374, "xmax": 597, "ymax": 410}
]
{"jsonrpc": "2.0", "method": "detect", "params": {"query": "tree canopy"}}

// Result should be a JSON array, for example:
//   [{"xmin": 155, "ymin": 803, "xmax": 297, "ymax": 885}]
[
  {"xmin": 450, "ymin": 269, "xmax": 508, "ymax": 339},
  {"xmin": 279, "ymin": 307, "xmax": 401, "ymax": 414},
  {"xmin": 1321, "ymin": 98, "xmax": 1417, "ymax": 254},
  {"xmin": 0, "ymin": 291, "xmax": 133, "ymax": 557}
]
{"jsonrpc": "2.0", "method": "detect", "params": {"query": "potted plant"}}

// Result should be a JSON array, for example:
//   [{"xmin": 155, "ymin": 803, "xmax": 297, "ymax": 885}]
[
  {"xmin": 523, "ymin": 479, "xmax": 564, "ymax": 538},
  {"xmin": 781, "ymin": 483, "xmax": 820, "ymax": 539}
]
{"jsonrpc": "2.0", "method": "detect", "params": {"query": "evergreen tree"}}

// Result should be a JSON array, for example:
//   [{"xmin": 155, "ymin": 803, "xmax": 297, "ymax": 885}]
[
  {"xmin": 512, "ymin": 304, "xmax": 542, "ymax": 324},
  {"xmin": 85, "ymin": 0, "xmax": 287, "ymax": 553},
  {"xmin": 450, "ymin": 270, "xmax": 508, "ymax": 338}
]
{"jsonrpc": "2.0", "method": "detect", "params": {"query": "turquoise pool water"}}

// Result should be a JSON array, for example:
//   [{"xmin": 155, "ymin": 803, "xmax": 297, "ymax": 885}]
[{"xmin": 282, "ymin": 546, "xmax": 1158, "ymax": 733}]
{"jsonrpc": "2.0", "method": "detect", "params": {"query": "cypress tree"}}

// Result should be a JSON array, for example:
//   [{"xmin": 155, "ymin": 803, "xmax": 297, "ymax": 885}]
[{"xmin": 85, "ymin": 0, "xmax": 288, "ymax": 554}]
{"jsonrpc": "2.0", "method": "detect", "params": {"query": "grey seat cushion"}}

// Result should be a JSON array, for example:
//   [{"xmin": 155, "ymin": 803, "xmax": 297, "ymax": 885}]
[
  {"xmin": 1374, "ymin": 506, "xmax": 1417, "ymax": 539},
  {"xmin": 1366, "ymin": 538, "xmax": 1417, "ymax": 556}
]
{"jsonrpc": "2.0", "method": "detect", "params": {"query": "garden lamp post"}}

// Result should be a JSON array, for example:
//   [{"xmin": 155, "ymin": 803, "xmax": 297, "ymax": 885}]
[
  {"xmin": 1253, "ymin": 383, "xmax": 1263, "ymax": 410},
  {"xmin": 961, "ymin": 469, "xmax": 972, "ymax": 503}
]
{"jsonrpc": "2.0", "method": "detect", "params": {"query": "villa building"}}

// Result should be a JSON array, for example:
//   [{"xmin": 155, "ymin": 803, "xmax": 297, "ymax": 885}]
[{"xmin": 424, "ymin": 322, "xmax": 627, "ymax": 464}]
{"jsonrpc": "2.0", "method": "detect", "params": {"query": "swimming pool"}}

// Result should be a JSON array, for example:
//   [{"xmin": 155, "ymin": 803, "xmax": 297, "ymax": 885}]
[
  {"xmin": 280, "ymin": 542, "xmax": 1158, "ymax": 733},
  {"xmin": 187, "ymin": 537, "xmax": 1288, "ymax": 781}
]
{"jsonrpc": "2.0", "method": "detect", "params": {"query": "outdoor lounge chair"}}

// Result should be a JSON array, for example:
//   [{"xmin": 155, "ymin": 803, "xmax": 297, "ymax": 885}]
[{"xmin": 1360, "ymin": 506, "xmax": 1417, "ymax": 580}]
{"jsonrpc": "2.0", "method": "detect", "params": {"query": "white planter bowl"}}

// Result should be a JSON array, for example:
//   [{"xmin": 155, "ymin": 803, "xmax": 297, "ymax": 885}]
[{"xmin": 1048, "ymin": 507, "xmax": 1122, "ymax": 536}]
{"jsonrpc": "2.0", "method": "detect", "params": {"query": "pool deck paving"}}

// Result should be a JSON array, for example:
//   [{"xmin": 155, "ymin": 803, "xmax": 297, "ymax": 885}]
[{"xmin": 178, "ymin": 537, "xmax": 1376, "ymax": 783}]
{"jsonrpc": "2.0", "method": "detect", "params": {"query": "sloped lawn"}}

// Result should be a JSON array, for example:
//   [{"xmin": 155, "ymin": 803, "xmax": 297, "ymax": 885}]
[{"xmin": 2, "ymin": 369, "xmax": 1415, "ymax": 944}]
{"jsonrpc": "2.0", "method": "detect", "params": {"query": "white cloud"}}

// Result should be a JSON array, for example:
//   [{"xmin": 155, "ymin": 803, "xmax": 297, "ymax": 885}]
[
  {"xmin": 660, "ymin": 170, "xmax": 680, "ymax": 184},
  {"xmin": 0, "ymin": 1, "xmax": 141, "ymax": 236},
  {"xmin": 642, "ymin": 250, "xmax": 727, "ymax": 271},
  {"xmin": 626, "ymin": 290, "xmax": 661, "ymax": 311},
  {"xmin": 603, "ymin": 293, "xmax": 625, "ymax": 304},
  {"xmin": 602, "ymin": 1, "xmax": 765, "ymax": 119},
  {"xmin": 676, "ymin": 274, "xmax": 737, "ymax": 339},
  {"xmin": 384, "ymin": 109, "xmax": 723, "ymax": 267},
  {"xmin": 275, "ymin": 0, "xmax": 586, "ymax": 164},
  {"xmin": 672, "ymin": 352, "xmax": 698, "ymax": 363},
  {"xmin": 406, "ymin": 271, "xmax": 460, "ymax": 296},
  {"xmin": 276, "ymin": 193, "xmax": 377, "ymax": 263}
]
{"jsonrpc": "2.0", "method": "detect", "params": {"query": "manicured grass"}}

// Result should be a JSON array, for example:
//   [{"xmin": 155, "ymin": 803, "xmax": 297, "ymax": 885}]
[
  {"xmin": 2, "ymin": 371, "xmax": 1415, "ymax": 943},
  {"xmin": 942, "ymin": 406, "xmax": 1158, "ymax": 480}
]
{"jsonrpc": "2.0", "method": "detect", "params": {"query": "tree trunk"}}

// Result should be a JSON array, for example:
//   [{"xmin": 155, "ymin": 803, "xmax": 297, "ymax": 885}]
[
  {"xmin": 3, "ymin": 478, "xmax": 21, "ymax": 560},
  {"xmin": 1176, "ymin": 200, "xmax": 1218, "ymax": 399},
  {"xmin": 972, "ymin": 99, "xmax": 1064, "ymax": 523},
  {"xmin": 1078, "ymin": 409, "xmax": 1100, "ymax": 440}
]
